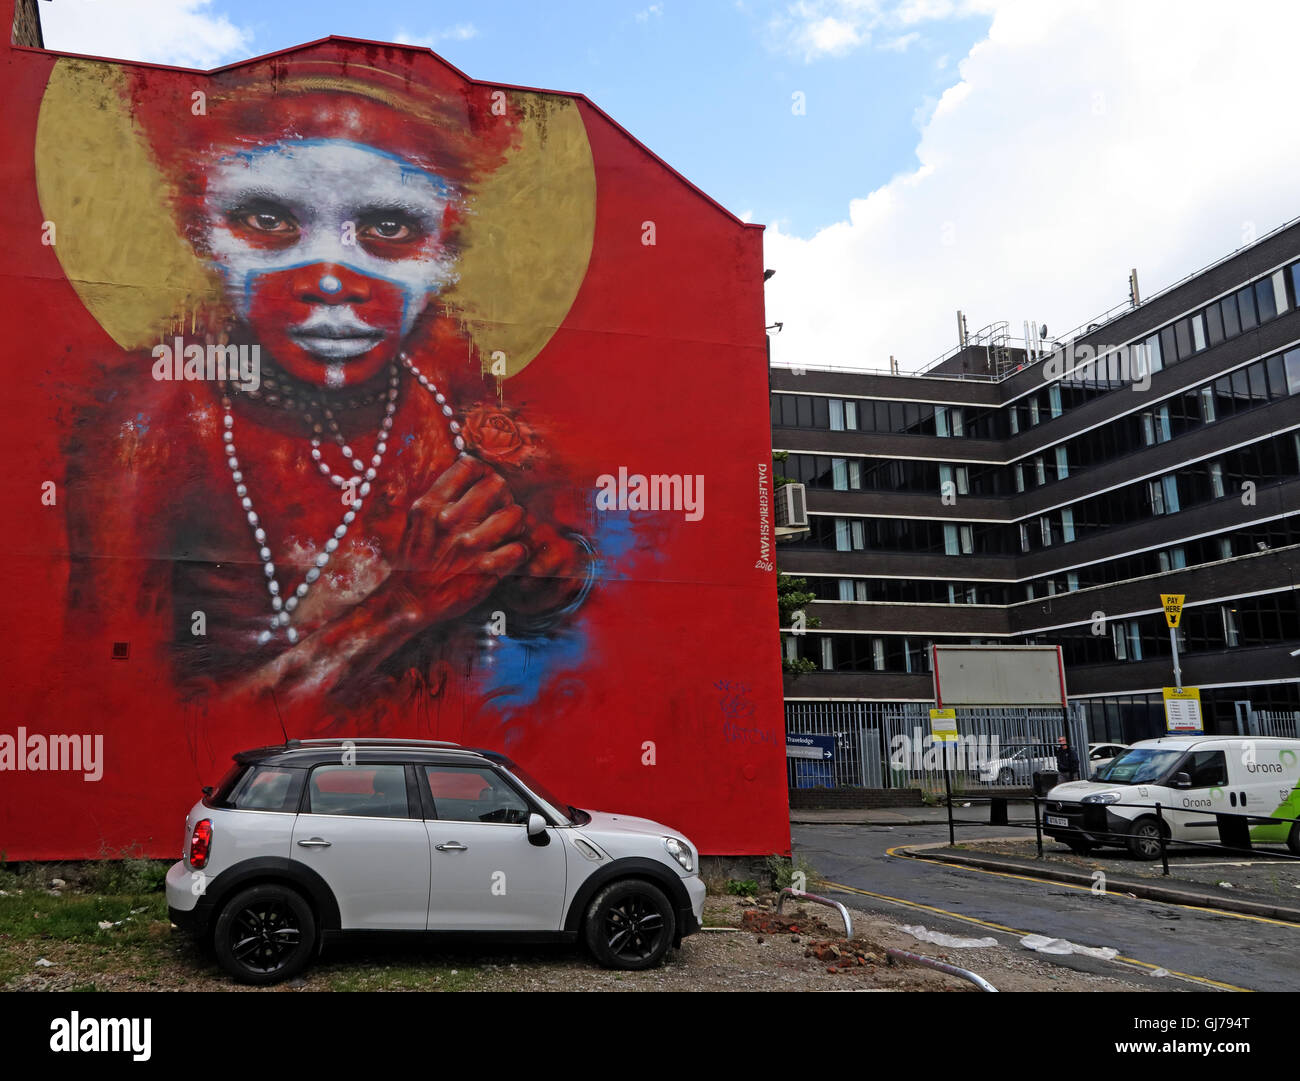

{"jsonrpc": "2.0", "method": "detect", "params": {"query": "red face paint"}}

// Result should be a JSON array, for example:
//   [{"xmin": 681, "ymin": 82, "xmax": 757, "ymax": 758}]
[{"xmin": 244, "ymin": 262, "xmax": 408, "ymax": 388}]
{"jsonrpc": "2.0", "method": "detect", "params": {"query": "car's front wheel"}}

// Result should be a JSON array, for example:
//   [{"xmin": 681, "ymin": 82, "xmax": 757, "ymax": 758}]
[
  {"xmin": 583, "ymin": 879, "xmax": 676, "ymax": 970},
  {"xmin": 213, "ymin": 884, "xmax": 317, "ymax": 985},
  {"xmin": 1126, "ymin": 817, "xmax": 1166, "ymax": 861}
]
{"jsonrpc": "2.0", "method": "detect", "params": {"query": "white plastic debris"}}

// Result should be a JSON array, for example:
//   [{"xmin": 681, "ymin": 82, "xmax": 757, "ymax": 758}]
[
  {"xmin": 35, "ymin": 958, "xmax": 54, "ymax": 968},
  {"xmin": 902, "ymin": 924, "xmax": 999, "ymax": 948},
  {"xmin": 1151, "ymin": 968, "xmax": 1171, "ymax": 978},
  {"xmin": 1019, "ymin": 933, "xmax": 1118, "ymax": 960},
  {"xmin": 97, "ymin": 921, "xmax": 114, "ymax": 930}
]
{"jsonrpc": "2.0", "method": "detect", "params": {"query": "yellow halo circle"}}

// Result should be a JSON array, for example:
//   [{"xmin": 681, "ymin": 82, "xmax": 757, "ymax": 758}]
[{"xmin": 34, "ymin": 57, "xmax": 596, "ymax": 378}]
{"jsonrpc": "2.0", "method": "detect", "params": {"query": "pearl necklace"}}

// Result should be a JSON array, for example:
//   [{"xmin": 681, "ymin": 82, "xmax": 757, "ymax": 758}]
[{"xmin": 222, "ymin": 352, "xmax": 469, "ymax": 647}]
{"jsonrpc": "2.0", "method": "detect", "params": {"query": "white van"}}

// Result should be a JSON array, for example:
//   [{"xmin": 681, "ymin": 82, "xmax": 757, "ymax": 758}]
[{"xmin": 1042, "ymin": 735, "xmax": 1300, "ymax": 860}]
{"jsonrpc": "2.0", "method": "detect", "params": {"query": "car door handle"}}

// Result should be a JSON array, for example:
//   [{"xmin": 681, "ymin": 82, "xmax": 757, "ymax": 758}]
[
  {"xmin": 435, "ymin": 841, "xmax": 468, "ymax": 851},
  {"xmin": 297, "ymin": 838, "xmax": 331, "ymax": 848}
]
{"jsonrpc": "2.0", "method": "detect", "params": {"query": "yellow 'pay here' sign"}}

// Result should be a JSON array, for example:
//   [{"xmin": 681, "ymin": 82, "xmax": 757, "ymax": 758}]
[{"xmin": 1160, "ymin": 593, "xmax": 1185, "ymax": 628}]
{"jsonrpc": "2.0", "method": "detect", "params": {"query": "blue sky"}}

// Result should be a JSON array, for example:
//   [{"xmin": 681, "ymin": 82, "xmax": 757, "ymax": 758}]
[
  {"xmin": 39, "ymin": 0, "xmax": 990, "ymax": 237},
  {"xmin": 36, "ymin": 1, "xmax": 1300, "ymax": 370}
]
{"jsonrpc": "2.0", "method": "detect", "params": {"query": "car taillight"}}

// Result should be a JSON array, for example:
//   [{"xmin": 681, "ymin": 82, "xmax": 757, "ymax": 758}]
[{"xmin": 189, "ymin": 819, "xmax": 213, "ymax": 870}]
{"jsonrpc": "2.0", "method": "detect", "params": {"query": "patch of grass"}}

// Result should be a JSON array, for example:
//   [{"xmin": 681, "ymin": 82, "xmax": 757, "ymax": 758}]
[
  {"xmin": 0, "ymin": 892, "xmax": 167, "ymax": 945},
  {"xmin": 765, "ymin": 853, "xmax": 819, "ymax": 891}
]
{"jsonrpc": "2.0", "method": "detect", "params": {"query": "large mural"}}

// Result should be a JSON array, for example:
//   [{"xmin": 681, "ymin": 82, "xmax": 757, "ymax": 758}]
[{"xmin": 2, "ymin": 28, "xmax": 787, "ymax": 858}]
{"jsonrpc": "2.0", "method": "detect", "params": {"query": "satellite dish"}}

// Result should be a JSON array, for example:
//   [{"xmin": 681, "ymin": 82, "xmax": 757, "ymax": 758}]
[{"xmin": 1039, "ymin": 324, "xmax": 1048, "ymax": 338}]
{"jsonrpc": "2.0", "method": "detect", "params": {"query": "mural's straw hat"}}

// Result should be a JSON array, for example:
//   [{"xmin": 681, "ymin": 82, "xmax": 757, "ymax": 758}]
[{"xmin": 35, "ymin": 48, "xmax": 596, "ymax": 378}]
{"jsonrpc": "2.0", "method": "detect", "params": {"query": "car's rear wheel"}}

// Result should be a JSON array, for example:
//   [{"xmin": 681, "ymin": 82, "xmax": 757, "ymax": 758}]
[
  {"xmin": 1126, "ymin": 817, "xmax": 1166, "ymax": 861},
  {"xmin": 1287, "ymin": 822, "xmax": 1300, "ymax": 856},
  {"xmin": 583, "ymin": 880, "xmax": 676, "ymax": 970},
  {"xmin": 213, "ymin": 884, "xmax": 316, "ymax": 985}
]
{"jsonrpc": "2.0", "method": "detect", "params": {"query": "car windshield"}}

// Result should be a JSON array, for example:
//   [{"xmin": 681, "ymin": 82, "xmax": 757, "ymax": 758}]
[
  {"xmin": 1094, "ymin": 747, "xmax": 1184, "ymax": 785},
  {"xmin": 497, "ymin": 757, "xmax": 582, "ymax": 824}
]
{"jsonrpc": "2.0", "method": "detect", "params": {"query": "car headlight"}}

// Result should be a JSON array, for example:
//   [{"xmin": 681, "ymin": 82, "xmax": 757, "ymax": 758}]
[
  {"xmin": 1080, "ymin": 791, "xmax": 1120, "ymax": 805},
  {"xmin": 663, "ymin": 837, "xmax": 694, "ymax": 872}
]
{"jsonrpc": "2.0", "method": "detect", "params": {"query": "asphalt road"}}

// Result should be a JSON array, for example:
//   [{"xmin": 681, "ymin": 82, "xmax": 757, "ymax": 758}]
[{"xmin": 792, "ymin": 821, "xmax": 1300, "ymax": 992}]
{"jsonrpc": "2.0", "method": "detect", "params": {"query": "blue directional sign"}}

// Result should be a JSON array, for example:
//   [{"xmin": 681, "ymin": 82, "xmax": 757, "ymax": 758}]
[{"xmin": 786, "ymin": 733, "xmax": 835, "ymax": 760}]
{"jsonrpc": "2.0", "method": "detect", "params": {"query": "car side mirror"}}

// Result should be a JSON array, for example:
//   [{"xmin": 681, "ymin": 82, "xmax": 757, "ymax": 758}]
[
  {"xmin": 1171, "ymin": 772, "xmax": 1192, "ymax": 789},
  {"xmin": 526, "ymin": 812, "xmax": 550, "ymax": 846}
]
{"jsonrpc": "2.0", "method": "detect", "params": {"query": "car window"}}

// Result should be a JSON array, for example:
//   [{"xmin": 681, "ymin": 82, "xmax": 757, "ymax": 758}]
[
  {"xmin": 1095, "ymin": 748, "xmax": 1183, "ymax": 784},
  {"xmin": 1184, "ymin": 750, "xmax": 1227, "ymax": 788},
  {"xmin": 307, "ymin": 764, "xmax": 410, "ymax": 818},
  {"xmin": 223, "ymin": 765, "xmax": 303, "ymax": 812},
  {"xmin": 424, "ymin": 766, "xmax": 530, "ymax": 824}
]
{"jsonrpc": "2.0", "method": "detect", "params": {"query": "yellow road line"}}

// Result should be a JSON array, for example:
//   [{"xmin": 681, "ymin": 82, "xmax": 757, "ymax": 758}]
[
  {"xmin": 888, "ymin": 845, "xmax": 1300, "ymax": 929},
  {"xmin": 817, "ymin": 875, "xmax": 1251, "ymax": 993}
]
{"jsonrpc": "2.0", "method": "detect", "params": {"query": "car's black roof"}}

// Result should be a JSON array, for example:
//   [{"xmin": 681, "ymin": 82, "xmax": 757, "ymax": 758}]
[{"xmin": 233, "ymin": 739, "xmax": 509, "ymax": 768}]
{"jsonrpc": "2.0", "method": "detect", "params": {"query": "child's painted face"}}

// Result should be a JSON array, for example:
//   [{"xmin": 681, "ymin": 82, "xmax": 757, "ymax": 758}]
[{"xmin": 201, "ymin": 139, "xmax": 455, "ymax": 389}]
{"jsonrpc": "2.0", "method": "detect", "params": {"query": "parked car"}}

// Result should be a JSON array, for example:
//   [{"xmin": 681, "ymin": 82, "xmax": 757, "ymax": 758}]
[
  {"xmin": 166, "ymin": 739, "xmax": 706, "ymax": 983},
  {"xmin": 1085, "ymin": 742, "xmax": 1129, "ymax": 778},
  {"xmin": 978, "ymin": 745, "xmax": 1058, "ymax": 786},
  {"xmin": 1043, "ymin": 735, "xmax": 1300, "ymax": 858}
]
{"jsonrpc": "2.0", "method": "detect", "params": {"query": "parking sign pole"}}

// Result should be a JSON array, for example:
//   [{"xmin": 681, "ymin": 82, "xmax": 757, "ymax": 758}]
[
  {"xmin": 1162, "ymin": 594, "xmax": 1185, "ymax": 692},
  {"xmin": 1169, "ymin": 626, "xmax": 1182, "ymax": 692}
]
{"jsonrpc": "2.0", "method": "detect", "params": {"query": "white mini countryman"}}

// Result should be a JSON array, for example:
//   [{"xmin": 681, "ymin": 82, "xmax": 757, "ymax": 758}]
[{"xmin": 166, "ymin": 739, "xmax": 706, "ymax": 983}]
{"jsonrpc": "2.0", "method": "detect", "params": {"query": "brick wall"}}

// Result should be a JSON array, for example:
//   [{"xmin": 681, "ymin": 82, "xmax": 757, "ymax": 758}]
[
  {"xmin": 11, "ymin": 0, "xmax": 44, "ymax": 47},
  {"xmin": 787, "ymin": 786, "xmax": 924, "ymax": 809}
]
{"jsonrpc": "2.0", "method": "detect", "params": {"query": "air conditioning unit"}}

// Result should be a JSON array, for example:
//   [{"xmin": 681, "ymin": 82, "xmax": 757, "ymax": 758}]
[{"xmin": 775, "ymin": 483, "xmax": 808, "ymax": 528}]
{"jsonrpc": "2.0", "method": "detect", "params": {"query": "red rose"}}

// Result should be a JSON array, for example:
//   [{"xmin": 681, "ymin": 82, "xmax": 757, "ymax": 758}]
[{"xmin": 461, "ymin": 406, "xmax": 537, "ymax": 468}]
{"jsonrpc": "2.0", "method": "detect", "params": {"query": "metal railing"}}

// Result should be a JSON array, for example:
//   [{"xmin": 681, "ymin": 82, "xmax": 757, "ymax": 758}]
[
  {"xmin": 938, "ymin": 790, "xmax": 1300, "ymax": 879},
  {"xmin": 785, "ymin": 701, "xmax": 1072, "ymax": 794}
]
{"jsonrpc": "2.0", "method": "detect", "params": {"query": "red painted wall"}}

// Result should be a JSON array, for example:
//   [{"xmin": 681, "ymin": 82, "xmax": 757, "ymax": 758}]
[{"xmin": 0, "ymin": 8, "xmax": 789, "ymax": 860}]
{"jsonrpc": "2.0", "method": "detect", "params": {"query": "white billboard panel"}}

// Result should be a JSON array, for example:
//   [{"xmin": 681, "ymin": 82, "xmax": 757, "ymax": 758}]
[{"xmin": 932, "ymin": 645, "xmax": 1067, "ymax": 707}]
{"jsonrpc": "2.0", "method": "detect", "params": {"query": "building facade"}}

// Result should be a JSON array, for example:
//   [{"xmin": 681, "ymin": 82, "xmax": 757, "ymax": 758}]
[{"xmin": 774, "ymin": 221, "xmax": 1300, "ymax": 747}]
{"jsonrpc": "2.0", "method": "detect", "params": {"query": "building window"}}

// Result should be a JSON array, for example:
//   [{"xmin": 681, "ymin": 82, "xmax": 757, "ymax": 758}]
[
  {"xmin": 820, "ymin": 637, "xmax": 835, "ymax": 670},
  {"xmin": 1221, "ymin": 605, "xmax": 1240, "ymax": 648},
  {"xmin": 1200, "ymin": 385, "xmax": 1216, "ymax": 421},
  {"xmin": 1055, "ymin": 445, "xmax": 1069, "ymax": 479},
  {"xmin": 1111, "ymin": 622, "xmax": 1128, "ymax": 661},
  {"xmin": 871, "ymin": 638, "xmax": 886, "ymax": 671},
  {"xmin": 1148, "ymin": 479, "xmax": 1166, "ymax": 516},
  {"xmin": 829, "ymin": 399, "xmax": 845, "ymax": 431},
  {"xmin": 1209, "ymin": 460, "xmax": 1225, "ymax": 499},
  {"xmin": 1060, "ymin": 507, "xmax": 1076, "ymax": 542},
  {"xmin": 838, "ymin": 578, "xmax": 854, "ymax": 601}
]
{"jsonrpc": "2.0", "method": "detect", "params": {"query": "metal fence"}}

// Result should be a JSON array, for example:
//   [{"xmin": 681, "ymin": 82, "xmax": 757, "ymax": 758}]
[
  {"xmin": 1252, "ymin": 710, "xmax": 1300, "ymax": 738},
  {"xmin": 785, "ymin": 701, "xmax": 1071, "ymax": 794}
]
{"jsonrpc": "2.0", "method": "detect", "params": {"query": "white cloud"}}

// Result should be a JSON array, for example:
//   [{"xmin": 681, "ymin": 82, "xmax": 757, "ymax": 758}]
[
  {"xmin": 636, "ymin": 4, "xmax": 665, "ymax": 22},
  {"xmin": 765, "ymin": 0, "xmax": 1300, "ymax": 373},
  {"xmin": 38, "ymin": 0, "xmax": 250, "ymax": 69},
  {"xmin": 393, "ymin": 23, "xmax": 479, "ymax": 49},
  {"xmin": 768, "ymin": 0, "xmax": 985, "ymax": 61},
  {"xmin": 878, "ymin": 30, "xmax": 921, "ymax": 51}
]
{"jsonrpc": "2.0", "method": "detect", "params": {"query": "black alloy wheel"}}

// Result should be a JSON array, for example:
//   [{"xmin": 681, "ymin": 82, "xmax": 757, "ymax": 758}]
[{"xmin": 213, "ymin": 884, "xmax": 317, "ymax": 984}]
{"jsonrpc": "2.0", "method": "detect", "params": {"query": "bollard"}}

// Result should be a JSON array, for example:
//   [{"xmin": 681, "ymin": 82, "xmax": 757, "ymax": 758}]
[
  {"xmin": 1033, "ymin": 794, "xmax": 1043, "ymax": 858},
  {"xmin": 1155, "ymin": 802, "xmax": 1169, "ymax": 876}
]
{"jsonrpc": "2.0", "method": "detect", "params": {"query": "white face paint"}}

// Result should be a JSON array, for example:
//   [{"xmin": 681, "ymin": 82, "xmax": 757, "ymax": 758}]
[{"xmin": 198, "ymin": 140, "xmax": 457, "ymax": 382}]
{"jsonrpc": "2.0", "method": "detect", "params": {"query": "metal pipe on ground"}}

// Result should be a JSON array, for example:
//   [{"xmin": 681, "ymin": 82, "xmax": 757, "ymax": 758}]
[{"xmin": 885, "ymin": 947, "xmax": 999, "ymax": 992}]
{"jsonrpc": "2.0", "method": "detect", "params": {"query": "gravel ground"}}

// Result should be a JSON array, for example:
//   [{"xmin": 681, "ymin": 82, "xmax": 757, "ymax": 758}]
[{"xmin": 3, "ymin": 891, "xmax": 1151, "ymax": 992}]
